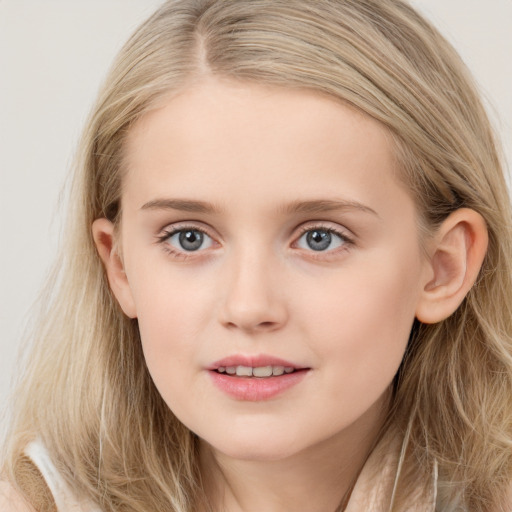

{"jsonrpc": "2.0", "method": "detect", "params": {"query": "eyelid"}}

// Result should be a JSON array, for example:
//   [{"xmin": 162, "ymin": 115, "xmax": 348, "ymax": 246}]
[
  {"xmin": 294, "ymin": 221, "xmax": 355, "ymax": 243},
  {"xmin": 156, "ymin": 221, "xmax": 218, "ymax": 241}
]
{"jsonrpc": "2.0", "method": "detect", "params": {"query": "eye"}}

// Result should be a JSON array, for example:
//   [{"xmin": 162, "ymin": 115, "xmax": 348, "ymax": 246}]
[
  {"xmin": 164, "ymin": 228, "xmax": 214, "ymax": 252},
  {"xmin": 295, "ymin": 228, "xmax": 349, "ymax": 252}
]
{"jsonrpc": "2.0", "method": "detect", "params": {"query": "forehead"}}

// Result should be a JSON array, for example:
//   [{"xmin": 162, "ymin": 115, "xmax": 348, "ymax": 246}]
[{"xmin": 122, "ymin": 78, "xmax": 411, "ymax": 219}]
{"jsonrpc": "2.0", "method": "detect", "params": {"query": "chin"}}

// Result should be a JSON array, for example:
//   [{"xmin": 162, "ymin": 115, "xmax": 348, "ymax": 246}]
[{"xmin": 201, "ymin": 430, "xmax": 307, "ymax": 462}]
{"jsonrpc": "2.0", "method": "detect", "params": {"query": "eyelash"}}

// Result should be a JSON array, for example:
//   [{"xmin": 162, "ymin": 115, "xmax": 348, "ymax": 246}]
[
  {"xmin": 294, "ymin": 224, "xmax": 354, "ymax": 255},
  {"xmin": 155, "ymin": 223, "xmax": 354, "ymax": 260},
  {"xmin": 155, "ymin": 225, "xmax": 212, "ymax": 261}
]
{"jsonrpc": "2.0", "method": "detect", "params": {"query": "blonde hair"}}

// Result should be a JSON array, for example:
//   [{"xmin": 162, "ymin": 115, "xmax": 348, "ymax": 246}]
[{"xmin": 3, "ymin": 1, "xmax": 512, "ymax": 510}]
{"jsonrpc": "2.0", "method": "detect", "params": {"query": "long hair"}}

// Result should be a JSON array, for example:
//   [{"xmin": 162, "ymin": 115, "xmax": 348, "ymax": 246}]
[{"xmin": 3, "ymin": 1, "xmax": 512, "ymax": 510}]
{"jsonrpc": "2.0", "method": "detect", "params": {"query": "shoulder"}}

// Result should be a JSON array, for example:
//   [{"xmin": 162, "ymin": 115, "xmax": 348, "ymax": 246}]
[{"xmin": 0, "ymin": 481, "xmax": 36, "ymax": 512}]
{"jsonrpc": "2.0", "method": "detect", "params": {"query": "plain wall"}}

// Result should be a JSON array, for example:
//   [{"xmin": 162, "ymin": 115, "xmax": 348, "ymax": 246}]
[{"xmin": 1, "ymin": 0, "xmax": 511, "ymax": 426}]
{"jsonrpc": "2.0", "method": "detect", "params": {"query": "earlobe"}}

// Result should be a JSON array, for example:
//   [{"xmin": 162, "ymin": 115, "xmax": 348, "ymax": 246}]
[
  {"xmin": 415, "ymin": 208, "xmax": 488, "ymax": 324},
  {"xmin": 92, "ymin": 218, "xmax": 137, "ymax": 318}
]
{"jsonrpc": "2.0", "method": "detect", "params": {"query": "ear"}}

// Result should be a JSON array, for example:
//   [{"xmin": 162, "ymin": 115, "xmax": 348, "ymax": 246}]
[
  {"xmin": 92, "ymin": 218, "xmax": 137, "ymax": 318},
  {"xmin": 415, "ymin": 208, "xmax": 488, "ymax": 324}
]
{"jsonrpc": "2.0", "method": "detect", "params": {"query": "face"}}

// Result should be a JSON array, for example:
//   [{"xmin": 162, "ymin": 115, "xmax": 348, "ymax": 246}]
[{"xmin": 111, "ymin": 79, "xmax": 430, "ymax": 461}]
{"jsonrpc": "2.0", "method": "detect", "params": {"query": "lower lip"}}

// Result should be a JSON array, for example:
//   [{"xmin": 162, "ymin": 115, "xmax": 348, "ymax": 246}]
[{"xmin": 209, "ymin": 370, "xmax": 309, "ymax": 401}]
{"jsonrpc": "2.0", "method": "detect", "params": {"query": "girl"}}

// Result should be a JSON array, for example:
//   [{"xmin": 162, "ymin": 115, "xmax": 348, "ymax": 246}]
[{"xmin": 2, "ymin": 1, "xmax": 512, "ymax": 510}]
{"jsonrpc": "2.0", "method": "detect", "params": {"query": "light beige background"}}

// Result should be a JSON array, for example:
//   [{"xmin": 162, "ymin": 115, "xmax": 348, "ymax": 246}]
[{"xmin": 1, "ymin": 0, "xmax": 511, "ymax": 427}]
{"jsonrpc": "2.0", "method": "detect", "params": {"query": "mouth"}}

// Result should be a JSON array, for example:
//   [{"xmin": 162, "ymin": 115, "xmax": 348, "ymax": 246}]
[
  {"xmin": 208, "ymin": 354, "xmax": 308, "ymax": 377},
  {"xmin": 208, "ymin": 355, "xmax": 310, "ymax": 400},
  {"xmin": 215, "ymin": 365, "xmax": 299, "ymax": 377}
]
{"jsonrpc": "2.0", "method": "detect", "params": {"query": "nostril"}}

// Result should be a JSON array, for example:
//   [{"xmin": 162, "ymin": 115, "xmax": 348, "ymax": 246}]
[
  {"xmin": 222, "ymin": 318, "xmax": 282, "ymax": 333},
  {"xmin": 258, "ymin": 321, "xmax": 277, "ymax": 329}
]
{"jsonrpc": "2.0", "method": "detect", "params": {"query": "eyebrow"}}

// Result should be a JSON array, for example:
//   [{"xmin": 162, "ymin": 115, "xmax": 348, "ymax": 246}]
[
  {"xmin": 140, "ymin": 198, "xmax": 221, "ymax": 214},
  {"xmin": 280, "ymin": 199, "xmax": 379, "ymax": 217},
  {"xmin": 140, "ymin": 198, "xmax": 379, "ymax": 217}
]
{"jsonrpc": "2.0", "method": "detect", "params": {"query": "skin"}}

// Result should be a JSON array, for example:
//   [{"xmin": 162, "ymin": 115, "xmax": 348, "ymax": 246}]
[{"xmin": 92, "ymin": 78, "xmax": 488, "ymax": 512}]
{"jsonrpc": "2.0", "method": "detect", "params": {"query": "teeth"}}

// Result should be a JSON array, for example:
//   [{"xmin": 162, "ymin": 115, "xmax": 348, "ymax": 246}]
[
  {"xmin": 236, "ymin": 365, "xmax": 253, "ymax": 377},
  {"xmin": 252, "ymin": 366, "xmax": 273, "ymax": 377},
  {"xmin": 218, "ymin": 365, "xmax": 296, "ymax": 377},
  {"xmin": 272, "ymin": 366, "xmax": 285, "ymax": 376}
]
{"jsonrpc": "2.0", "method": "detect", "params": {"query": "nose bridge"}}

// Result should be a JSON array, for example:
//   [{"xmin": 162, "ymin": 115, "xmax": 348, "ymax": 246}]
[{"xmin": 218, "ymin": 239, "xmax": 287, "ymax": 332}]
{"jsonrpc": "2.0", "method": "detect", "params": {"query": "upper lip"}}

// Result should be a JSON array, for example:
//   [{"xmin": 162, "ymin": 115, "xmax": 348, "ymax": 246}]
[{"xmin": 207, "ymin": 354, "xmax": 307, "ymax": 370}]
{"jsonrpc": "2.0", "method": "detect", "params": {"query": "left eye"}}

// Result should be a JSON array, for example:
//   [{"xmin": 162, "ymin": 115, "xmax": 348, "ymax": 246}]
[
  {"xmin": 167, "ymin": 229, "xmax": 214, "ymax": 252},
  {"xmin": 296, "ymin": 229, "xmax": 346, "ymax": 252}
]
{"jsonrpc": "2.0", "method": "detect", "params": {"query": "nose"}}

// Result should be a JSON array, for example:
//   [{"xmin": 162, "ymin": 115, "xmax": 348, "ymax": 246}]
[{"xmin": 218, "ymin": 246, "xmax": 288, "ymax": 334}]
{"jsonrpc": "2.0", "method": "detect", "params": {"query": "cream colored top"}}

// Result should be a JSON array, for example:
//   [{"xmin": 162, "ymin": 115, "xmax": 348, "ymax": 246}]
[
  {"xmin": 20, "ymin": 432, "xmax": 438, "ymax": 512},
  {"xmin": 345, "ymin": 431, "xmax": 437, "ymax": 512},
  {"xmin": 24, "ymin": 441, "xmax": 101, "ymax": 512}
]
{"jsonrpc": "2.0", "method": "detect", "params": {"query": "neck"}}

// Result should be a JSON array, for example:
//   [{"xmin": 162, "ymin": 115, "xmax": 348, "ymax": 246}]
[{"xmin": 199, "ymin": 394, "xmax": 390, "ymax": 512}]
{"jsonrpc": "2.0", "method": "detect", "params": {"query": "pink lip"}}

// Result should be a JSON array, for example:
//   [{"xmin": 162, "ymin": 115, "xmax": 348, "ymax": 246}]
[{"xmin": 207, "ymin": 354, "xmax": 310, "ymax": 401}]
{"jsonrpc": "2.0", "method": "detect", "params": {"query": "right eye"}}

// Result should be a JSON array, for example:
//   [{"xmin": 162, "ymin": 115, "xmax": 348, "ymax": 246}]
[{"xmin": 161, "ymin": 228, "xmax": 214, "ymax": 252}]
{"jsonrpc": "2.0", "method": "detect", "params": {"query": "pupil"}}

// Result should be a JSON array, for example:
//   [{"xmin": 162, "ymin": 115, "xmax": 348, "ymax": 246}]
[
  {"xmin": 306, "ymin": 230, "xmax": 331, "ymax": 251},
  {"xmin": 179, "ymin": 230, "xmax": 203, "ymax": 251}
]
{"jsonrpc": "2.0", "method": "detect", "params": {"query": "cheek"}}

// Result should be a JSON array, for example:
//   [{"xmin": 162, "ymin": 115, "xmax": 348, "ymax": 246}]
[
  {"xmin": 128, "ymin": 267, "xmax": 214, "ymax": 396},
  {"xmin": 136, "ymin": 298, "xmax": 209, "ymax": 428},
  {"xmin": 129, "ymin": 252, "xmax": 213, "ymax": 339},
  {"xmin": 299, "ymin": 248, "xmax": 423, "ymax": 394}
]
